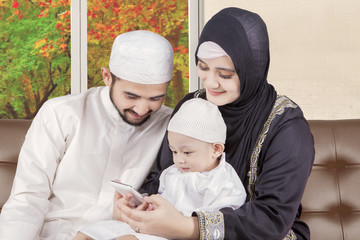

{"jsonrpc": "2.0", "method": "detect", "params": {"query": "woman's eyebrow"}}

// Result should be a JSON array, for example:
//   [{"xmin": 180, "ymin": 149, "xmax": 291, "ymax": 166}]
[
  {"xmin": 216, "ymin": 67, "xmax": 236, "ymax": 73},
  {"xmin": 198, "ymin": 58, "xmax": 236, "ymax": 73},
  {"xmin": 198, "ymin": 58, "xmax": 207, "ymax": 65}
]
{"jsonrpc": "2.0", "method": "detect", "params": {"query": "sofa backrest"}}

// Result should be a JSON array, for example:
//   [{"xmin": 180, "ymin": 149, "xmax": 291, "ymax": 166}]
[
  {"xmin": 0, "ymin": 118, "xmax": 359, "ymax": 239},
  {"xmin": 0, "ymin": 119, "xmax": 32, "ymax": 212},
  {"xmin": 302, "ymin": 119, "xmax": 360, "ymax": 240}
]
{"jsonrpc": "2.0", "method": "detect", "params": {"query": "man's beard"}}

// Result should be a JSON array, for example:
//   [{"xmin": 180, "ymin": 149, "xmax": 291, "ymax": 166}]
[
  {"xmin": 120, "ymin": 109, "xmax": 151, "ymax": 126},
  {"xmin": 110, "ymin": 87, "xmax": 151, "ymax": 127}
]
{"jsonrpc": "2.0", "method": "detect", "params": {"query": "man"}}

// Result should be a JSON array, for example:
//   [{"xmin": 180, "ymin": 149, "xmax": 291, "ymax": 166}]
[{"xmin": 0, "ymin": 30, "xmax": 174, "ymax": 239}]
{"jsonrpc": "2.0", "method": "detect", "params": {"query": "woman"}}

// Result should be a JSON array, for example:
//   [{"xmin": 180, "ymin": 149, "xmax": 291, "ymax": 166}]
[{"xmin": 114, "ymin": 7, "xmax": 314, "ymax": 240}]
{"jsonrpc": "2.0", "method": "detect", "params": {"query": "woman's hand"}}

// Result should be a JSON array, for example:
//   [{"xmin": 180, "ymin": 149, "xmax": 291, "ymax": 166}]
[{"xmin": 117, "ymin": 194, "xmax": 200, "ymax": 239}]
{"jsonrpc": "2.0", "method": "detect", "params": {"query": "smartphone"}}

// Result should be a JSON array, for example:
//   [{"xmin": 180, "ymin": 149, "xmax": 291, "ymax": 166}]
[{"xmin": 110, "ymin": 180, "xmax": 144, "ymax": 206}]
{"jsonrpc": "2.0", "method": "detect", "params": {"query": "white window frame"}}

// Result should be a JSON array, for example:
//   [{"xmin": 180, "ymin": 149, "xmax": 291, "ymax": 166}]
[
  {"xmin": 70, "ymin": 0, "xmax": 87, "ymax": 94},
  {"xmin": 70, "ymin": 0, "xmax": 202, "ymax": 94}
]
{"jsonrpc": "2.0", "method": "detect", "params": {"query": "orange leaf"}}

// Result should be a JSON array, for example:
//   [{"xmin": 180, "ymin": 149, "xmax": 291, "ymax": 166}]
[
  {"xmin": 59, "ymin": 43, "xmax": 67, "ymax": 51},
  {"xmin": 35, "ymin": 39, "xmax": 47, "ymax": 49}
]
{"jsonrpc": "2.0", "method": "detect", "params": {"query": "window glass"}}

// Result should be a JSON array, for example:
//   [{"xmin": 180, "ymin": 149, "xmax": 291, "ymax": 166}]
[
  {"xmin": 87, "ymin": 0, "xmax": 189, "ymax": 108},
  {"xmin": 0, "ymin": 0, "xmax": 71, "ymax": 119},
  {"xmin": 0, "ymin": 0, "xmax": 188, "ymax": 119}
]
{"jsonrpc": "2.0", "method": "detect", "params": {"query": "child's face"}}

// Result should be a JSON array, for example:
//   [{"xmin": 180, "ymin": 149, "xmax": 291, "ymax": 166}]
[{"xmin": 168, "ymin": 131, "xmax": 223, "ymax": 173}]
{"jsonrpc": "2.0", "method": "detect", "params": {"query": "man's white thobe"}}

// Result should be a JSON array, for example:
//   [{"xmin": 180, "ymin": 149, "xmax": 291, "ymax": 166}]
[{"xmin": 0, "ymin": 86, "xmax": 172, "ymax": 239}]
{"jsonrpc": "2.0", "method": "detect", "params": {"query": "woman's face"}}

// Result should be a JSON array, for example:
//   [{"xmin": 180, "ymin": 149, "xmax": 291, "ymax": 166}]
[{"xmin": 197, "ymin": 56, "xmax": 240, "ymax": 106}]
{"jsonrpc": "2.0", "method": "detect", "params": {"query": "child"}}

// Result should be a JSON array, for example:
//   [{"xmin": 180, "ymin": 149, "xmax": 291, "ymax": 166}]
[{"xmin": 77, "ymin": 98, "xmax": 246, "ymax": 240}]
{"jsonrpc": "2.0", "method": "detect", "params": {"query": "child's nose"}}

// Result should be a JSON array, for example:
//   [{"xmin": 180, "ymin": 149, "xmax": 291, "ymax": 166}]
[{"xmin": 177, "ymin": 157, "xmax": 186, "ymax": 164}]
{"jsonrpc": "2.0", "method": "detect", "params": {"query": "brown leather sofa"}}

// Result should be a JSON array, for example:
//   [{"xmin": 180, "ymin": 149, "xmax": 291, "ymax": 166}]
[
  {"xmin": 300, "ymin": 119, "xmax": 360, "ymax": 240},
  {"xmin": 0, "ymin": 118, "xmax": 359, "ymax": 239}
]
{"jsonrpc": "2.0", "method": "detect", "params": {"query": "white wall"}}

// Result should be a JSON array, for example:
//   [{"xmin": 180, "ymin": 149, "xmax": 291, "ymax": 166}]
[{"xmin": 202, "ymin": 0, "xmax": 360, "ymax": 120}]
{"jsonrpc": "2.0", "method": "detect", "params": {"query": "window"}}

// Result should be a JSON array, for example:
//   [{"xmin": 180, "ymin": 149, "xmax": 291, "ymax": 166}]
[
  {"xmin": 0, "ymin": 0, "xmax": 71, "ymax": 119},
  {"xmin": 0, "ymin": 0, "xmax": 197, "ymax": 119}
]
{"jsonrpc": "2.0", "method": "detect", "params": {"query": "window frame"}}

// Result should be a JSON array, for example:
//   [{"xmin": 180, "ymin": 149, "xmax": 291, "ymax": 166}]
[{"xmin": 70, "ymin": 0, "xmax": 202, "ymax": 94}]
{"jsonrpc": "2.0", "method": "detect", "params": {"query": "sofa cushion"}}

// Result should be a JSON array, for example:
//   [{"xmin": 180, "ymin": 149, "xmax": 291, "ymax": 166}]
[{"xmin": 302, "ymin": 120, "xmax": 360, "ymax": 240}]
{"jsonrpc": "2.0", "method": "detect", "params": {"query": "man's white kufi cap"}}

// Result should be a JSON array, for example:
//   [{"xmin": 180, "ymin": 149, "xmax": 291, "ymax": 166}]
[
  {"xmin": 167, "ymin": 98, "xmax": 226, "ymax": 144},
  {"xmin": 109, "ymin": 30, "xmax": 174, "ymax": 84}
]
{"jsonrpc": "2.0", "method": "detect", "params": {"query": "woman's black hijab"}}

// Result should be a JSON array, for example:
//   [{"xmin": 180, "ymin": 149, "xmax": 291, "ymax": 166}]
[{"xmin": 195, "ymin": 8, "xmax": 277, "ymax": 184}]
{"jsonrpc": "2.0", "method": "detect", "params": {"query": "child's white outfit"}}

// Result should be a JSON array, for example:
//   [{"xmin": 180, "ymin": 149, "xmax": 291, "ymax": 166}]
[{"xmin": 80, "ymin": 154, "xmax": 246, "ymax": 240}]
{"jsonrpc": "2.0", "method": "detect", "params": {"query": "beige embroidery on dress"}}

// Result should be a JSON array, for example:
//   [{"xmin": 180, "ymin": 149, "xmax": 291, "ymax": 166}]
[{"xmin": 196, "ymin": 210, "xmax": 224, "ymax": 240}]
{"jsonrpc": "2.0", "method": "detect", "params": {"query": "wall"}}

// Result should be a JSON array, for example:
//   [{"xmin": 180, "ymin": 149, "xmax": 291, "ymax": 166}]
[{"xmin": 202, "ymin": 0, "xmax": 360, "ymax": 120}]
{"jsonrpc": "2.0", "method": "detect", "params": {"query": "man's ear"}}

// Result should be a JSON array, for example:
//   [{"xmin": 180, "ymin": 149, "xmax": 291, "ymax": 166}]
[
  {"xmin": 212, "ymin": 143, "xmax": 225, "ymax": 158},
  {"xmin": 102, "ymin": 67, "xmax": 112, "ymax": 86}
]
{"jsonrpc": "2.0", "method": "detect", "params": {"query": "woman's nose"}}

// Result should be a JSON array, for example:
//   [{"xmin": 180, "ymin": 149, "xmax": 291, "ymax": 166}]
[{"xmin": 202, "ymin": 72, "xmax": 219, "ymax": 89}]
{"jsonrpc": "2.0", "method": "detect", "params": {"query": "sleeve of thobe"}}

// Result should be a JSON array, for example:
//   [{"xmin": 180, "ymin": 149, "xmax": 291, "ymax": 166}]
[{"xmin": 0, "ymin": 101, "xmax": 68, "ymax": 239}]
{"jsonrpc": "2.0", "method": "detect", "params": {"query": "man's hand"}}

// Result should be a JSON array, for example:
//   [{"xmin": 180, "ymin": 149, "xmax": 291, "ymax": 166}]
[
  {"xmin": 113, "ymin": 191, "xmax": 149, "ymax": 221},
  {"xmin": 115, "ymin": 235, "xmax": 138, "ymax": 240},
  {"xmin": 72, "ymin": 232, "xmax": 94, "ymax": 240},
  {"xmin": 113, "ymin": 191, "xmax": 129, "ymax": 221}
]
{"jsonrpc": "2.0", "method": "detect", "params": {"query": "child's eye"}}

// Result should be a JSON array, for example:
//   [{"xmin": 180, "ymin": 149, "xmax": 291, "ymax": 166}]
[
  {"xmin": 184, "ymin": 152, "xmax": 192, "ymax": 155},
  {"xmin": 172, "ymin": 151, "xmax": 177, "ymax": 154}
]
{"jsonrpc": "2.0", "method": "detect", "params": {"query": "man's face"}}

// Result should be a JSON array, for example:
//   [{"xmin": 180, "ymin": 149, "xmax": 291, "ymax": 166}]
[{"xmin": 105, "ymin": 71, "xmax": 168, "ymax": 126}]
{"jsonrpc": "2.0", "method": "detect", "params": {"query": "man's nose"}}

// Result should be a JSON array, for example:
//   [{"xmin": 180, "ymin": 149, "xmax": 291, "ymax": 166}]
[{"xmin": 133, "ymin": 101, "xmax": 150, "ymax": 116}]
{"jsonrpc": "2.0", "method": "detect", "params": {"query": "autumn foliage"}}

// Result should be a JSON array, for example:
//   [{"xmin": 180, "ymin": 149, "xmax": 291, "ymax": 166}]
[
  {"xmin": 87, "ymin": 0, "xmax": 189, "ymax": 108},
  {"xmin": 0, "ymin": 0, "xmax": 188, "ymax": 119}
]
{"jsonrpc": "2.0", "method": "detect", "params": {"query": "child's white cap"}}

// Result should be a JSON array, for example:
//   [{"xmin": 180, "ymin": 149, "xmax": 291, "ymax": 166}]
[
  {"xmin": 167, "ymin": 98, "xmax": 226, "ymax": 144},
  {"xmin": 109, "ymin": 30, "xmax": 174, "ymax": 84}
]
